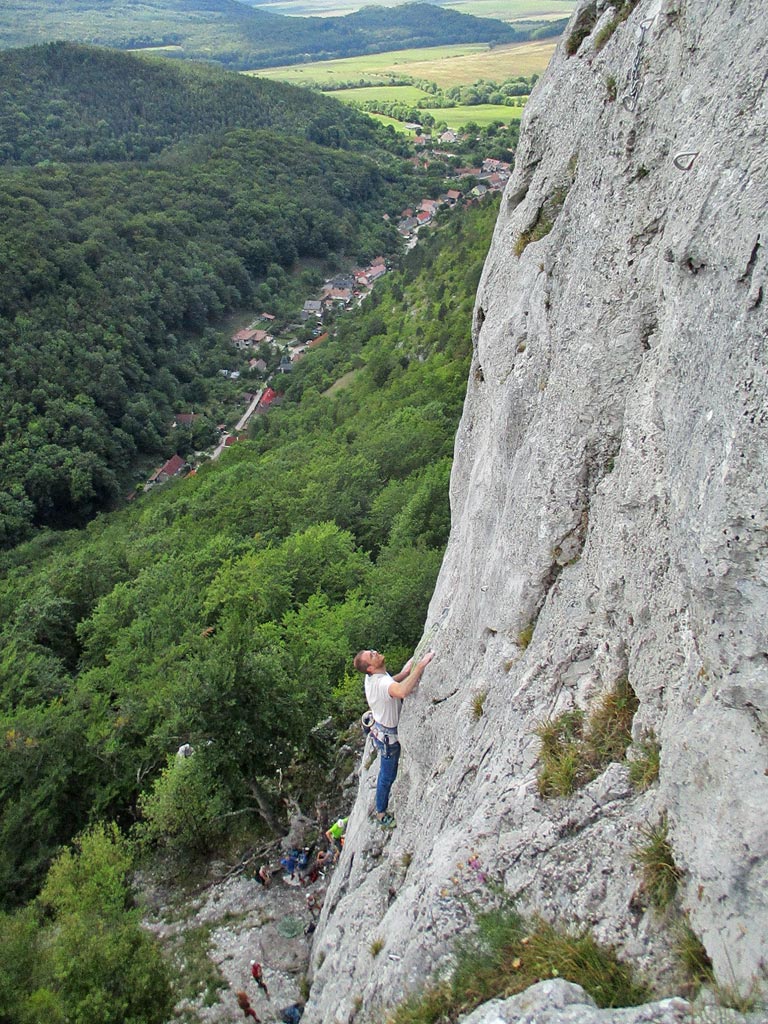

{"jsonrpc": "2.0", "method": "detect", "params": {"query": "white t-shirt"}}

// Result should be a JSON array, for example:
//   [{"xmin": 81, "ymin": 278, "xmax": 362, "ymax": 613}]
[{"xmin": 365, "ymin": 672, "xmax": 402, "ymax": 729}]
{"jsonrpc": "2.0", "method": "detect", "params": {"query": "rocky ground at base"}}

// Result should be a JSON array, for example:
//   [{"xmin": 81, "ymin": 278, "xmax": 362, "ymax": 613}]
[{"xmin": 141, "ymin": 856, "xmax": 332, "ymax": 1024}]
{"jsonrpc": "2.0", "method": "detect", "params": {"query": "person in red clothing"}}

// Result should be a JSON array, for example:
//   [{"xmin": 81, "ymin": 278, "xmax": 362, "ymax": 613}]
[
  {"xmin": 236, "ymin": 990, "xmax": 260, "ymax": 1020},
  {"xmin": 250, "ymin": 961, "xmax": 270, "ymax": 998}
]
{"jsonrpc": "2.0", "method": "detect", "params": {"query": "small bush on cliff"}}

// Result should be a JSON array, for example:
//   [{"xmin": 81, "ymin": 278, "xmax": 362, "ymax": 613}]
[
  {"xmin": 673, "ymin": 917, "xmax": 714, "ymax": 991},
  {"xmin": 593, "ymin": 0, "xmax": 643, "ymax": 52},
  {"xmin": 535, "ymin": 710, "xmax": 584, "ymax": 796},
  {"xmin": 632, "ymin": 816, "xmax": 682, "ymax": 911},
  {"xmin": 514, "ymin": 186, "xmax": 570, "ymax": 256},
  {"xmin": 386, "ymin": 901, "xmax": 649, "ymax": 1023},
  {"xmin": 629, "ymin": 732, "xmax": 660, "ymax": 791},
  {"xmin": 583, "ymin": 676, "xmax": 639, "ymax": 766},
  {"xmin": 471, "ymin": 689, "xmax": 488, "ymax": 720},
  {"xmin": 565, "ymin": 1, "xmax": 597, "ymax": 55}
]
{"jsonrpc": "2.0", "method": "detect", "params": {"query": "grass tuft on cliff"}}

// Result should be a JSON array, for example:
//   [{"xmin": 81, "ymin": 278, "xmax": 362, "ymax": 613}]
[
  {"xmin": 386, "ymin": 902, "xmax": 649, "ymax": 1023},
  {"xmin": 535, "ymin": 678, "xmax": 639, "ymax": 797}
]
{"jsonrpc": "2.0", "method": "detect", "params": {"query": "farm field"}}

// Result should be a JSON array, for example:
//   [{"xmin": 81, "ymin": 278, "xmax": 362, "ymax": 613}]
[
  {"xmin": 330, "ymin": 84, "xmax": 433, "ymax": 104},
  {"xmin": 418, "ymin": 102, "xmax": 524, "ymax": 128},
  {"xmin": 250, "ymin": 38, "xmax": 558, "ymax": 86},
  {"xmin": 445, "ymin": 0, "xmax": 575, "ymax": 21},
  {"xmin": 250, "ymin": 0, "xmax": 575, "ymax": 20}
]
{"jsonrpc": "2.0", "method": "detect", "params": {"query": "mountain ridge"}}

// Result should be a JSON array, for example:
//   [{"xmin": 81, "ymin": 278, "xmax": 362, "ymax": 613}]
[{"xmin": 0, "ymin": 0, "xmax": 525, "ymax": 69}]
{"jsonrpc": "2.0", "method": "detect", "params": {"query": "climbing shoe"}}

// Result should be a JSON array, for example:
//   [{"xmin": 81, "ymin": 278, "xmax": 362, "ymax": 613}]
[{"xmin": 375, "ymin": 813, "xmax": 396, "ymax": 829}]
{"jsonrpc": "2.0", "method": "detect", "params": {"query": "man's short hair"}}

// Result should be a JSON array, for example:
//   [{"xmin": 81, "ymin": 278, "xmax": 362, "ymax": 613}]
[{"xmin": 353, "ymin": 651, "xmax": 369, "ymax": 673}]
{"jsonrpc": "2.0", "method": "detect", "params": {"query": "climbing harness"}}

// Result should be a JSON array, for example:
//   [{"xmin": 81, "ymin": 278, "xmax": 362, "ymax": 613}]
[
  {"xmin": 621, "ymin": 18, "xmax": 656, "ymax": 112},
  {"xmin": 673, "ymin": 151, "xmax": 699, "ymax": 171},
  {"xmin": 370, "ymin": 721, "xmax": 398, "ymax": 745}
]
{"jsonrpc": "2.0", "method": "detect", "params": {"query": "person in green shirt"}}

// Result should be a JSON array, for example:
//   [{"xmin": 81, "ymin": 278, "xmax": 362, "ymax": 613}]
[{"xmin": 325, "ymin": 817, "xmax": 348, "ymax": 857}]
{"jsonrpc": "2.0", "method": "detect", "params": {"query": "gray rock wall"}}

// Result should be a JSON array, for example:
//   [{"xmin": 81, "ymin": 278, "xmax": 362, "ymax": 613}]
[{"xmin": 304, "ymin": 1, "xmax": 768, "ymax": 1020}]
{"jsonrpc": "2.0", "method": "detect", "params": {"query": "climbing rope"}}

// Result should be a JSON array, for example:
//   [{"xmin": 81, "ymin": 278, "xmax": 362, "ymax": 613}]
[
  {"xmin": 621, "ymin": 18, "xmax": 656, "ymax": 112},
  {"xmin": 412, "ymin": 606, "xmax": 450, "ymax": 661}
]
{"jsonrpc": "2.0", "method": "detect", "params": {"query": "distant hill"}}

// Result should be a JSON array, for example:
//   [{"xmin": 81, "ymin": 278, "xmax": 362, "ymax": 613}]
[
  {"xmin": 0, "ymin": 0, "xmax": 524, "ymax": 69},
  {"xmin": 0, "ymin": 42, "xmax": 388, "ymax": 164}
]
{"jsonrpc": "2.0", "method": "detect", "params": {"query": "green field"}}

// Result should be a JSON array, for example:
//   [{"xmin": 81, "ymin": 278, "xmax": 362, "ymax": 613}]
[
  {"xmin": 330, "ymin": 84, "xmax": 432, "ymax": 104},
  {"xmin": 420, "ymin": 102, "xmax": 524, "ymax": 128},
  {"xmin": 250, "ymin": 38, "xmax": 557, "ymax": 86}
]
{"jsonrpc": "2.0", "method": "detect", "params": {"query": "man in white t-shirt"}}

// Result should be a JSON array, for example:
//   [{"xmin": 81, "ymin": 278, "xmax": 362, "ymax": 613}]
[{"xmin": 353, "ymin": 648, "xmax": 435, "ymax": 827}]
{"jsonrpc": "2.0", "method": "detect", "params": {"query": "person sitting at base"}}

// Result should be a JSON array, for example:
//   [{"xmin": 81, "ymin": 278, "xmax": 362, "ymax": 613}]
[
  {"xmin": 353, "ymin": 648, "xmax": 434, "ymax": 828},
  {"xmin": 303, "ymin": 847, "xmax": 332, "ymax": 884},
  {"xmin": 279, "ymin": 850, "xmax": 298, "ymax": 881},
  {"xmin": 236, "ymin": 990, "xmax": 260, "ymax": 1021}
]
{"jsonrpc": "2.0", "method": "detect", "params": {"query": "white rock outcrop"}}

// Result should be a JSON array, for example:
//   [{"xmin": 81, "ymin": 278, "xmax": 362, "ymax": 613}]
[{"xmin": 304, "ymin": 0, "xmax": 768, "ymax": 1021}]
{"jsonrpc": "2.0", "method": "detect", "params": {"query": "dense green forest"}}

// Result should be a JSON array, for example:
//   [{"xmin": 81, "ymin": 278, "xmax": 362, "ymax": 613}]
[
  {"xmin": 0, "ymin": 44, "xmax": 432, "ymax": 546},
  {"xmin": 0, "ymin": 0, "xmax": 525, "ymax": 70},
  {"xmin": 0, "ymin": 195, "xmax": 499, "ymax": 1020},
  {"xmin": 0, "ymin": 43, "xmax": 397, "ymax": 165}
]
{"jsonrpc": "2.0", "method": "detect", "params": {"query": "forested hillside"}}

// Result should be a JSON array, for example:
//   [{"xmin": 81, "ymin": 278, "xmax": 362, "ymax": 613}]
[
  {"xmin": 0, "ymin": 0, "xmax": 523, "ymax": 69},
  {"xmin": 0, "ymin": 43, "xmax": 391, "ymax": 164},
  {"xmin": 0, "ymin": 45, "xmax": 417, "ymax": 546},
  {"xmin": 0, "ymin": 196, "xmax": 500, "ymax": 918}
]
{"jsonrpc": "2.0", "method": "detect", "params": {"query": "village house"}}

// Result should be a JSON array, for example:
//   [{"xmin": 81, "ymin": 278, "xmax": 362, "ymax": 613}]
[
  {"xmin": 173, "ymin": 413, "xmax": 200, "ymax": 428},
  {"xmin": 147, "ymin": 453, "xmax": 187, "ymax": 488},
  {"xmin": 366, "ymin": 263, "xmax": 387, "ymax": 281},
  {"xmin": 482, "ymin": 158, "xmax": 511, "ymax": 174},
  {"xmin": 256, "ymin": 386, "xmax": 281, "ymax": 411},
  {"xmin": 480, "ymin": 172, "xmax": 504, "ymax": 190},
  {"xmin": 248, "ymin": 358, "xmax": 268, "ymax": 373},
  {"xmin": 327, "ymin": 274, "xmax": 356, "ymax": 290},
  {"xmin": 442, "ymin": 189, "xmax": 462, "ymax": 205},
  {"xmin": 301, "ymin": 299, "xmax": 323, "ymax": 321},
  {"xmin": 323, "ymin": 287, "xmax": 353, "ymax": 308},
  {"xmin": 231, "ymin": 328, "xmax": 270, "ymax": 350}
]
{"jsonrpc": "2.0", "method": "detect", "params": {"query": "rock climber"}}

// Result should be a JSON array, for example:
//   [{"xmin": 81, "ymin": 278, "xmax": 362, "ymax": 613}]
[
  {"xmin": 325, "ymin": 817, "xmax": 347, "ymax": 854},
  {"xmin": 353, "ymin": 648, "xmax": 435, "ymax": 827}
]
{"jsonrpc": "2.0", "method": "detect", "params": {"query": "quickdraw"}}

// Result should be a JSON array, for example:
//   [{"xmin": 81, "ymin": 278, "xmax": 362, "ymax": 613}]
[{"xmin": 621, "ymin": 18, "xmax": 656, "ymax": 112}]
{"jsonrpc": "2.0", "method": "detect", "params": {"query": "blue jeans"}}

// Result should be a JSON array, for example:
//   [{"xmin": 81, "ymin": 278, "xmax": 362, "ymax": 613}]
[{"xmin": 372, "ymin": 736, "xmax": 401, "ymax": 814}]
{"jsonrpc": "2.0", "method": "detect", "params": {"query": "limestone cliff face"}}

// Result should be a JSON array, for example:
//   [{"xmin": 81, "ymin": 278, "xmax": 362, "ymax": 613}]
[{"xmin": 305, "ymin": 1, "xmax": 767, "ymax": 1020}]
